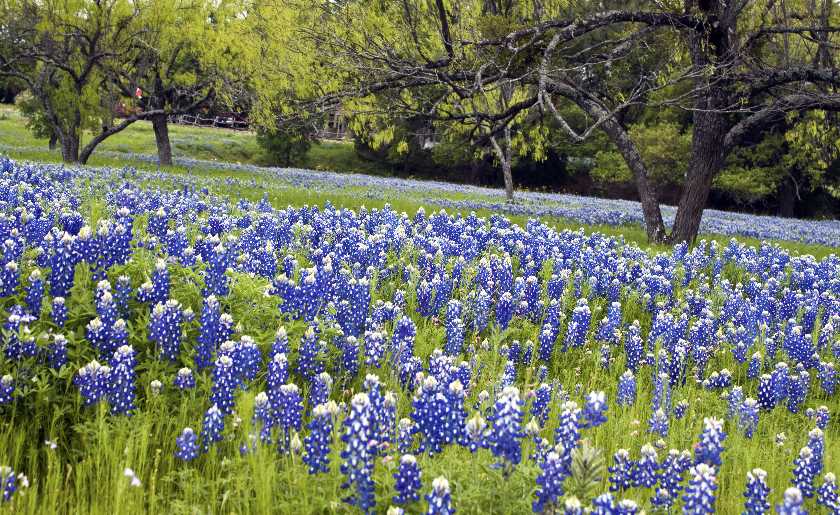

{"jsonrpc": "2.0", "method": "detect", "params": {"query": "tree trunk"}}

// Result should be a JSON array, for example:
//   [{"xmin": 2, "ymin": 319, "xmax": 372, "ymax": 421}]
[
  {"xmin": 601, "ymin": 119, "xmax": 667, "ymax": 243},
  {"xmin": 48, "ymin": 132, "xmax": 58, "ymax": 151},
  {"xmin": 778, "ymin": 175, "xmax": 797, "ymax": 217},
  {"xmin": 60, "ymin": 132, "xmax": 80, "ymax": 163},
  {"xmin": 668, "ymin": 112, "xmax": 728, "ymax": 244},
  {"xmin": 501, "ymin": 155, "xmax": 514, "ymax": 201},
  {"xmin": 490, "ymin": 130, "xmax": 515, "ymax": 202},
  {"xmin": 152, "ymin": 113, "xmax": 173, "ymax": 166}
]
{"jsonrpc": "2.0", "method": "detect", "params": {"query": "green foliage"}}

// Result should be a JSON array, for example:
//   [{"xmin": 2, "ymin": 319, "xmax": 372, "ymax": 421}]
[
  {"xmin": 592, "ymin": 122, "xmax": 691, "ymax": 185},
  {"xmin": 256, "ymin": 126, "xmax": 316, "ymax": 167},
  {"xmin": 567, "ymin": 440, "xmax": 606, "ymax": 504}
]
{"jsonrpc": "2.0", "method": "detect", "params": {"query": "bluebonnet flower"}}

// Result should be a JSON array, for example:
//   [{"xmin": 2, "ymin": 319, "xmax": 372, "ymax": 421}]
[
  {"xmin": 341, "ymin": 335, "xmax": 360, "ymax": 379},
  {"xmin": 150, "ymin": 259, "xmax": 170, "ymax": 304},
  {"xmin": 391, "ymin": 315, "xmax": 417, "ymax": 366},
  {"xmin": 814, "ymin": 406, "xmax": 830, "ymax": 430},
  {"xmin": 582, "ymin": 391, "xmax": 608, "ymax": 428},
  {"xmin": 195, "ymin": 295, "xmax": 223, "ymax": 370},
  {"xmin": 267, "ymin": 353, "xmax": 290, "ymax": 393},
  {"xmin": 563, "ymin": 299, "xmax": 591, "ymax": 351},
  {"xmin": 652, "ymin": 449, "xmax": 691, "ymax": 511},
  {"xmin": 530, "ymin": 384, "xmax": 552, "ymax": 427},
  {"xmin": 596, "ymin": 302, "xmax": 622, "ymax": 344},
  {"xmin": 748, "ymin": 353, "xmax": 762, "ymax": 379},
  {"xmin": 393, "ymin": 454, "xmax": 422, "ymax": 505},
  {"xmin": 115, "ymin": 275, "xmax": 132, "ymax": 318},
  {"xmin": 609, "ymin": 449, "xmax": 634, "ymax": 493},
  {"xmin": 806, "ymin": 428, "xmax": 824, "ymax": 476},
  {"xmin": 108, "ymin": 345, "xmax": 137, "ymax": 416},
  {"xmin": 537, "ymin": 323, "xmax": 558, "ymax": 364},
  {"xmin": 817, "ymin": 473, "xmax": 839, "ymax": 513},
  {"xmin": 297, "ymin": 327, "xmax": 324, "ymax": 381},
  {"xmin": 554, "ymin": 400, "xmax": 581, "ymax": 467},
  {"xmin": 0, "ymin": 262, "xmax": 19, "ymax": 297},
  {"xmin": 487, "ymin": 386, "xmax": 524, "ymax": 476},
  {"xmin": 819, "ymin": 362, "xmax": 837, "ymax": 396},
  {"xmin": 201, "ymin": 404, "xmax": 225, "ymax": 453},
  {"xmin": 496, "ymin": 292, "xmax": 513, "ymax": 330},
  {"xmin": 757, "ymin": 374, "xmax": 776, "ymax": 411},
  {"xmin": 174, "ymin": 368, "xmax": 195, "ymax": 390},
  {"xmin": 49, "ymin": 233, "xmax": 76, "ymax": 298},
  {"xmin": 51, "ymin": 297, "xmax": 68, "ymax": 327},
  {"xmin": 304, "ymin": 401, "xmax": 338, "ymax": 474},
  {"xmin": 465, "ymin": 414, "xmax": 487, "ymax": 453},
  {"xmin": 210, "ymin": 356, "xmax": 236, "ymax": 415},
  {"xmin": 694, "ymin": 417, "xmax": 726, "ymax": 468},
  {"xmin": 703, "ymin": 369, "xmax": 733, "ymax": 390},
  {"xmin": 275, "ymin": 384, "xmax": 304, "ymax": 455},
  {"xmin": 738, "ymin": 398, "xmax": 760, "ymax": 439},
  {"xmin": 624, "ymin": 321, "xmax": 644, "ymax": 372},
  {"xmin": 425, "ymin": 476, "xmax": 453, "ymax": 515},
  {"xmin": 498, "ymin": 359, "xmax": 517, "ymax": 389},
  {"xmin": 412, "ymin": 376, "xmax": 447, "ymax": 456},
  {"xmin": 271, "ymin": 326, "xmax": 290, "ymax": 356},
  {"xmin": 366, "ymin": 376, "xmax": 398, "ymax": 453},
  {"xmin": 776, "ymin": 487, "xmax": 807, "ymax": 515},
  {"xmin": 310, "ymin": 372, "xmax": 333, "ymax": 410},
  {"xmin": 791, "ymin": 446, "xmax": 817, "ymax": 498},
  {"xmin": 786, "ymin": 369, "xmax": 809, "ymax": 414},
  {"xmin": 743, "ymin": 468, "xmax": 771, "ymax": 515},
  {"xmin": 75, "ymin": 360, "xmax": 111, "ymax": 406},
  {"xmin": 632, "ymin": 443, "xmax": 659, "ymax": 488},
  {"xmin": 726, "ymin": 386, "xmax": 744, "ymax": 420},
  {"xmin": 149, "ymin": 300, "xmax": 184, "ymax": 362},
  {"xmin": 397, "ymin": 418, "xmax": 415, "ymax": 454},
  {"xmin": 24, "ymin": 270, "xmax": 44, "ymax": 317},
  {"xmin": 444, "ymin": 301, "xmax": 465, "ymax": 356},
  {"xmin": 0, "ymin": 375, "xmax": 13, "ymax": 405},
  {"xmin": 648, "ymin": 409, "xmax": 669, "ymax": 438},
  {"xmin": 674, "ymin": 400, "xmax": 689, "ymax": 420},
  {"xmin": 175, "ymin": 427, "xmax": 200, "ymax": 461},
  {"xmin": 617, "ymin": 370, "xmax": 636, "ymax": 406},
  {"xmin": 1, "ymin": 466, "xmax": 15, "ymax": 503},
  {"xmin": 599, "ymin": 344, "xmax": 612, "ymax": 370},
  {"xmin": 340, "ymin": 393, "xmax": 376, "ymax": 514},
  {"xmin": 364, "ymin": 330, "xmax": 386, "ymax": 368},
  {"xmin": 682, "ymin": 464, "xmax": 717, "ymax": 514}
]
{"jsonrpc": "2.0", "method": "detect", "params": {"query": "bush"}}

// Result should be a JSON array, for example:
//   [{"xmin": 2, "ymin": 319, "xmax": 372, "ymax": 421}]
[{"xmin": 256, "ymin": 125, "xmax": 316, "ymax": 166}]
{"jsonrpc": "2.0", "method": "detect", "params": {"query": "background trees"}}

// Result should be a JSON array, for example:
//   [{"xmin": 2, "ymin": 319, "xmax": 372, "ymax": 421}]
[
  {"xmin": 1, "ymin": 0, "xmax": 838, "ymax": 243},
  {"xmin": 288, "ymin": 0, "xmax": 840, "ymax": 244}
]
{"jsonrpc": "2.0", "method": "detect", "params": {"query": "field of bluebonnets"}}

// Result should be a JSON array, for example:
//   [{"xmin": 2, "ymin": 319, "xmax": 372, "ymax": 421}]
[{"xmin": 0, "ymin": 155, "xmax": 839, "ymax": 514}]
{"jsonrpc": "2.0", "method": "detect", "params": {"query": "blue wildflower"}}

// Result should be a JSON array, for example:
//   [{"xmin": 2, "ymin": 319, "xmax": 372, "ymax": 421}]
[
  {"xmin": 743, "ymin": 468, "xmax": 771, "ymax": 515},
  {"xmin": 304, "ymin": 401, "xmax": 338, "ymax": 474},
  {"xmin": 175, "ymin": 427, "xmax": 200, "ymax": 461},
  {"xmin": 340, "ymin": 393, "xmax": 376, "ymax": 514},
  {"xmin": 617, "ymin": 370, "xmax": 636, "ymax": 407},
  {"xmin": 682, "ymin": 464, "xmax": 717, "ymax": 514},
  {"xmin": 393, "ymin": 454, "xmax": 422, "ymax": 505},
  {"xmin": 776, "ymin": 487, "xmax": 807, "ymax": 515},
  {"xmin": 0, "ymin": 375, "xmax": 13, "ymax": 405},
  {"xmin": 487, "ymin": 386, "xmax": 524, "ymax": 476},
  {"xmin": 582, "ymin": 391, "xmax": 608, "ymax": 428},
  {"xmin": 201, "ymin": 404, "xmax": 225, "ymax": 453},
  {"xmin": 108, "ymin": 345, "xmax": 137, "ymax": 416},
  {"xmin": 426, "ymin": 476, "xmax": 454, "ymax": 515},
  {"xmin": 533, "ymin": 450, "xmax": 568, "ymax": 513},
  {"xmin": 694, "ymin": 417, "xmax": 726, "ymax": 468}
]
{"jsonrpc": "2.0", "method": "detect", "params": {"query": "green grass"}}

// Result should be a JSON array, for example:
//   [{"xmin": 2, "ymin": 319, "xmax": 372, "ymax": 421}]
[{"xmin": 0, "ymin": 104, "xmax": 386, "ymax": 174}]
